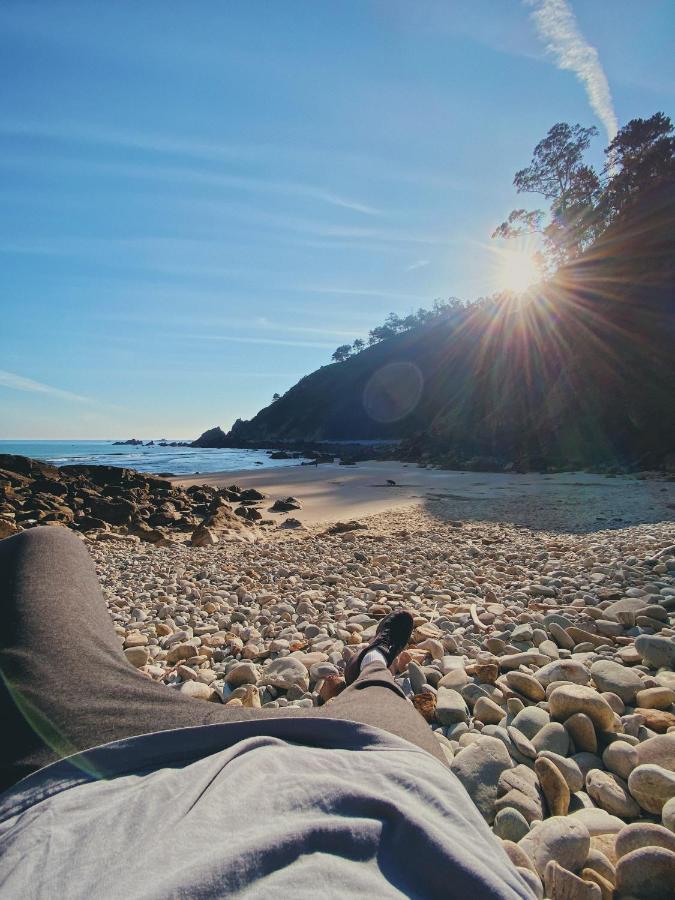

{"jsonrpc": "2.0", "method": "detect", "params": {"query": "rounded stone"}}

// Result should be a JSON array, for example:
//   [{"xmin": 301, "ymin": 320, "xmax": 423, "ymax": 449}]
[
  {"xmin": 615, "ymin": 847, "xmax": 675, "ymax": 899},
  {"xmin": 549, "ymin": 684, "xmax": 615, "ymax": 731},
  {"xmin": 532, "ymin": 722, "xmax": 570, "ymax": 757},
  {"xmin": 635, "ymin": 734, "xmax": 675, "ymax": 772},
  {"xmin": 634, "ymin": 635, "xmax": 675, "ymax": 670},
  {"xmin": 535, "ymin": 659, "xmax": 590, "ymax": 688},
  {"xmin": 636, "ymin": 686, "xmax": 675, "ymax": 710},
  {"xmin": 450, "ymin": 735, "xmax": 513, "ymax": 823},
  {"xmin": 473, "ymin": 695, "xmax": 506, "ymax": 725},
  {"xmin": 586, "ymin": 769, "xmax": 640, "ymax": 819},
  {"xmin": 615, "ymin": 822, "xmax": 675, "ymax": 858},
  {"xmin": 179, "ymin": 680, "xmax": 212, "ymax": 700},
  {"xmin": 518, "ymin": 815, "xmax": 591, "ymax": 878},
  {"xmin": 628, "ymin": 764, "xmax": 675, "ymax": 814},
  {"xmin": 537, "ymin": 751, "xmax": 584, "ymax": 793},
  {"xmin": 507, "ymin": 725, "xmax": 537, "ymax": 760},
  {"xmin": 565, "ymin": 712, "xmax": 599, "ymax": 754},
  {"xmin": 663, "ymin": 796, "xmax": 675, "ymax": 834},
  {"xmin": 124, "ymin": 646, "xmax": 149, "ymax": 667},
  {"xmin": 224, "ymin": 661, "xmax": 259, "ymax": 686},
  {"xmin": 510, "ymin": 706, "xmax": 551, "ymax": 740},
  {"xmin": 263, "ymin": 656, "xmax": 310, "ymax": 690},
  {"xmin": 543, "ymin": 861, "xmax": 601, "ymax": 900},
  {"xmin": 506, "ymin": 671, "xmax": 546, "ymax": 701},
  {"xmin": 571, "ymin": 807, "xmax": 625, "ymax": 836},
  {"xmin": 590, "ymin": 659, "xmax": 643, "ymax": 704},
  {"xmin": 602, "ymin": 742, "xmax": 639, "ymax": 781},
  {"xmin": 493, "ymin": 806, "xmax": 530, "ymax": 843},
  {"xmin": 583, "ymin": 847, "xmax": 616, "ymax": 884},
  {"xmin": 535, "ymin": 756, "xmax": 570, "ymax": 816}
]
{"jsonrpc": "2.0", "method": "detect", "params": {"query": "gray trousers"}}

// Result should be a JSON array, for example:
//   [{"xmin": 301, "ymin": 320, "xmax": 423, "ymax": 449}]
[{"xmin": 0, "ymin": 527, "xmax": 444, "ymax": 791}]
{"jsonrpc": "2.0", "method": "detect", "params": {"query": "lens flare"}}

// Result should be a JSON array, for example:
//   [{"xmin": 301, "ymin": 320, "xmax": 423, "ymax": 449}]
[{"xmin": 499, "ymin": 248, "xmax": 543, "ymax": 294}]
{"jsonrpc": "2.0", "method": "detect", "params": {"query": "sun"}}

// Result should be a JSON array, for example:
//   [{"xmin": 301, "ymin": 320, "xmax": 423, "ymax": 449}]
[{"xmin": 499, "ymin": 248, "xmax": 543, "ymax": 294}]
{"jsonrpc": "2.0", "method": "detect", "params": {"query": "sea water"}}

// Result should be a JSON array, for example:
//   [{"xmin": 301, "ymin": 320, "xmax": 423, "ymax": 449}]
[{"xmin": 0, "ymin": 440, "xmax": 310, "ymax": 476}]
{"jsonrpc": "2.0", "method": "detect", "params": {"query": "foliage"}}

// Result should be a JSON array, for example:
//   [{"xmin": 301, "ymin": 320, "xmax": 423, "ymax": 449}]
[
  {"xmin": 331, "ymin": 344, "xmax": 353, "ymax": 363},
  {"xmin": 332, "ymin": 297, "xmax": 469, "ymax": 362},
  {"xmin": 493, "ymin": 112, "xmax": 675, "ymax": 268}
]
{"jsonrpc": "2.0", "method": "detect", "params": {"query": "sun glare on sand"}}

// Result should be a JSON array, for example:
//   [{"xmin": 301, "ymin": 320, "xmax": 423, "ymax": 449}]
[{"xmin": 498, "ymin": 248, "xmax": 542, "ymax": 294}]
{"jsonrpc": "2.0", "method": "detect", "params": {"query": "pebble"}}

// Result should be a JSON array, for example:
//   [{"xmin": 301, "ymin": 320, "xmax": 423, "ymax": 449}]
[
  {"xmin": 537, "ymin": 751, "xmax": 584, "ymax": 793},
  {"xmin": 628, "ymin": 764, "xmax": 675, "ymax": 814},
  {"xmin": 519, "ymin": 815, "xmax": 591, "ymax": 878},
  {"xmin": 602, "ymin": 742, "xmax": 639, "ymax": 781},
  {"xmin": 493, "ymin": 807, "xmax": 530, "ymax": 843},
  {"xmin": 535, "ymin": 756, "xmax": 570, "ymax": 816},
  {"xmin": 586, "ymin": 769, "xmax": 640, "ymax": 819},
  {"xmin": 615, "ymin": 822, "xmax": 675, "ymax": 857},
  {"xmin": 85, "ymin": 502, "xmax": 674, "ymax": 871},
  {"xmin": 663, "ymin": 796, "xmax": 675, "ymax": 833},
  {"xmin": 615, "ymin": 846, "xmax": 675, "ymax": 898},
  {"xmin": 450, "ymin": 735, "xmax": 513, "ymax": 823},
  {"xmin": 590, "ymin": 660, "xmax": 643, "ymax": 704},
  {"xmin": 549, "ymin": 685, "xmax": 616, "ymax": 731},
  {"xmin": 532, "ymin": 722, "xmax": 570, "ymax": 757},
  {"xmin": 436, "ymin": 687, "xmax": 469, "ymax": 725}
]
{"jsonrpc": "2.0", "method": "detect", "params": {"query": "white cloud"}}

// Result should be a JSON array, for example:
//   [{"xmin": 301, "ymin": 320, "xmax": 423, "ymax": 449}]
[
  {"xmin": 0, "ymin": 369, "xmax": 89, "ymax": 403},
  {"xmin": 0, "ymin": 125, "xmax": 379, "ymax": 216},
  {"xmin": 527, "ymin": 0, "xmax": 618, "ymax": 141},
  {"xmin": 405, "ymin": 259, "xmax": 430, "ymax": 271}
]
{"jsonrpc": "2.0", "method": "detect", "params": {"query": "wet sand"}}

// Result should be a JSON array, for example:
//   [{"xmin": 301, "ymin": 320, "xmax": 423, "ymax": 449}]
[{"xmin": 172, "ymin": 462, "xmax": 675, "ymax": 533}]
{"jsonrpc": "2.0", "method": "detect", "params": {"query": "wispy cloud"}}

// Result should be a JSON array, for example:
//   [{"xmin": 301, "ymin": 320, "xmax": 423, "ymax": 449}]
[
  {"xmin": 0, "ymin": 369, "xmax": 90, "ymax": 403},
  {"xmin": 526, "ymin": 0, "xmax": 618, "ymax": 141},
  {"xmin": 166, "ymin": 334, "xmax": 336, "ymax": 350},
  {"xmin": 297, "ymin": 286, "xmax": 429, "ymax": 301},
  {"xmin": 405, "ymin": 259, "xmax": 430, "ymax": 272},
  {"xmin": 0, "ymin": 126, "xmax": 378, "ymax": 215}
]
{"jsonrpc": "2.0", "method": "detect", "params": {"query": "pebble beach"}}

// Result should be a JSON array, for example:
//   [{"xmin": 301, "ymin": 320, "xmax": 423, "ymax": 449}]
[{"xmin": 91, "ymin": 471, "xmax": 675, "ymax": 900}]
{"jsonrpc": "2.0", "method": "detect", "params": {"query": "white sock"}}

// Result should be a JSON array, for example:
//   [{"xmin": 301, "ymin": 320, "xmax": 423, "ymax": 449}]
[{"xmin": 360, "ymin": 648, "xmax": 388, "ymax": 670}]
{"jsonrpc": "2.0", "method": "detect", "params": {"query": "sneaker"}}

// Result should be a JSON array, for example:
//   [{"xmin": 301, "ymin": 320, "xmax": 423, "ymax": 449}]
[{"xmin": 344, "ymin": 609, "xmax": 414, "ymax": 685}]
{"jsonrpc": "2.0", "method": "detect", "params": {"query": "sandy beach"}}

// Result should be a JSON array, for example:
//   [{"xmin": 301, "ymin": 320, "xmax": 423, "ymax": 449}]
[{"xmin": 173, "ymin": 461, "xmax": 675, "ymax": 533}]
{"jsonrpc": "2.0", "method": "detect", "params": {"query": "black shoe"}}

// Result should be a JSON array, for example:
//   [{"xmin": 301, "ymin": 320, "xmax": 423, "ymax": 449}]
[{"xmin": 344, "ymin": 610, "xmax": 414, "ymax": 685}]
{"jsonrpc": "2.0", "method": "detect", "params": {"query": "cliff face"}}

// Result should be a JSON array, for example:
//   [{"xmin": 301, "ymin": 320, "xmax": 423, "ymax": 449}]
[{"xmin": 215, "ymin": 187, "xmax": 674, "ymax": 468}]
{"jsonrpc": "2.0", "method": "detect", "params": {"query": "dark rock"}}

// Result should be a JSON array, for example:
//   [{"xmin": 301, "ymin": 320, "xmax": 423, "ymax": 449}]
[{"xmin": 270, "ymin": 497, "xmax": 302, "ymax": 512}]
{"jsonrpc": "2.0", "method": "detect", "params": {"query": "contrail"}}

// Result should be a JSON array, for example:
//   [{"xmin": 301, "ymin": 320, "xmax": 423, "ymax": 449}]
[
  {"xmin": 527, "ymin": 0, "xmax": 618, "ymax": 142},
  {"xmin": 0, "ymin": 369, "xmax": 90, "ymax": 403}
]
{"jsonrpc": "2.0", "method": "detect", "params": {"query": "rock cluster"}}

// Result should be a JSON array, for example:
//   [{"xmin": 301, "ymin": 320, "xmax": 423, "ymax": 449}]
[{"xmin": 0, "ymin": 455, "xmax": 301, "ymax": 544}]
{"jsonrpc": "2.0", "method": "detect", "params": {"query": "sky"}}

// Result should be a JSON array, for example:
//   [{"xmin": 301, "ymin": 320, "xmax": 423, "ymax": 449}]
[{"xmin": 1, "ymin": 0, "xmax": 673, "ymax": 439}]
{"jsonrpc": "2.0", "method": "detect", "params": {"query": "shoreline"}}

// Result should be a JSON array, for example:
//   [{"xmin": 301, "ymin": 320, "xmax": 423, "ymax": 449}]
[{"xmin": 172, "ymin": 461, "xmax": 675, "ymax": 533}]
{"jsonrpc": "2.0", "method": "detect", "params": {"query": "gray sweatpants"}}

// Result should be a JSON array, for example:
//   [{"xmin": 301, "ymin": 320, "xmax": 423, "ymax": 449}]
[{"xmin": 0, "ymin": 527, "xmax": 445, "ymax": 791}]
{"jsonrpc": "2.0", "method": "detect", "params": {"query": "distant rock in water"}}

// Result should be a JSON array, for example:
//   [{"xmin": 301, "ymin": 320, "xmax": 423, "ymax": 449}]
[
  {"xmin": 191, "ymin": 427, "xmax": 229, "ymax": 448},
  {"xmin": 113, "ymin": 438, "xmax": 144, "ymax": 445}
]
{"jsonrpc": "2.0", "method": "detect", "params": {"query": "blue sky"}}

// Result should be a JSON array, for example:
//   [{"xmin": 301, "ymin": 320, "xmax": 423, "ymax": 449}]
[{"xmin": 1, "ymin": 0, "xmax": 673, "ymax": 439}]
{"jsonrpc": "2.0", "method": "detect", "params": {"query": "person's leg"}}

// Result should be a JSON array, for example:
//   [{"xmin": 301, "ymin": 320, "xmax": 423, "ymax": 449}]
[
  {"xmin": 0, "ymin": 527, "xmax": 300, "ymax": 790},
  {"xmin": 317, "ymin": 660, "xmax": 447, "ymax": 764},
  {"xmin": 1, "ymin": 527, "xmax": 444, "ymax": 791}
]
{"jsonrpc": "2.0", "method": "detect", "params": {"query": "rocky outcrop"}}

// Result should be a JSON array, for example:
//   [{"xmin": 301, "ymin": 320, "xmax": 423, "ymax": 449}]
[
  {"xmin": 191, "ymin": 427, "xmax": 229, "ymax": 448},
  {"xmin": 0, "ymin": 455, "xmax": 268, "ymax": 544}
]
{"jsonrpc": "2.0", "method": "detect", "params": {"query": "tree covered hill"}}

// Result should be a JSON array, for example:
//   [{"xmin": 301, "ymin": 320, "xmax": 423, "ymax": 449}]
[{"xmin": 198, "ymin": 115, "xmax": 675, "ymax": 470}]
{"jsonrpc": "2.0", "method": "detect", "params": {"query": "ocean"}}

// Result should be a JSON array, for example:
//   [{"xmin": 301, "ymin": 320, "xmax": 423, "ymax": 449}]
[{"xmin": 0, "ymin": 440, "xmax": 311, "ymax": 476}]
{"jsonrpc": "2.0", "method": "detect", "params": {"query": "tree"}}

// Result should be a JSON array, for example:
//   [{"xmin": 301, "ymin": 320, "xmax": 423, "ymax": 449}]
[
  {"xmin": 331, "ymin": 344, "xmax": 352, "ymax": 363},
  {"xmin": 272, "ymin": 392, "xmax": 281, "ymax": 401},
  {"xmin": 352, "ymin": 338, "xmax": 365, "ymax": 353},
  {"xmin": 601, "ymin": 113, "xmax": 675, "ymax": 223},
  {"xmin": 493, "ymin": 122, "xmax": 601, "ymax": 264}
]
